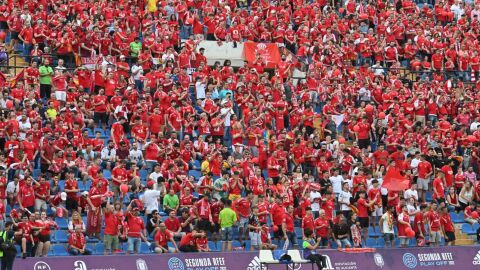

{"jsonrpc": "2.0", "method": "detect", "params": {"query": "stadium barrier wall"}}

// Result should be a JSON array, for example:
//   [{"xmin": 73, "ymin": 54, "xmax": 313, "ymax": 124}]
[{"xmin": 15, "ymin": 246, "xmax": 480, "ymax": 270}]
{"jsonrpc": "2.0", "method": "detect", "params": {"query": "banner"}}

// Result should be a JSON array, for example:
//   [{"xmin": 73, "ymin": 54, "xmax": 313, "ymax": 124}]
[
  {"xmin": 243, "ymin": 42, "xmax": 281, "ymax": 69},
  {"xmin": 15, "ymin": 246, "xmax": 480, "ymax": 270}
]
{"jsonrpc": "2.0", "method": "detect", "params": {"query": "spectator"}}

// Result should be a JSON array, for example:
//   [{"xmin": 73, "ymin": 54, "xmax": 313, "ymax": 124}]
[
  {"xmin": 67, "ymin": 226, "xmax": 91, "ymax": 256},
  {"xmin": 218, "ymin": 199, "xmax": 236, "ymax": 251},
  {"xmin": 332, "ymin": 215, "xmax": 351, "ymax": 248},
  {"xmin": 163, "ymin": 189, "xmax": 179, "ymax": 214},
  {"xmin": 125, "ymin": 203, "xmax": 147, "ymax": 254},
  {"xmin": 440, "ymin": 206, "xmax": 456, "ymax": 246},
  {"xmin": 103, "ymin": 201, "xmax": 119, "ymax": 255},
  {"xmin": 153, "ymin": 222, "xmax": 178, "ymax": 253},
  {"xmin": 38, "ymin": 58, "xmax": 53, "ymax": 100},
  {"xmin": 0, "ymin": 221, "xmax": 17, "ymax": 270}
]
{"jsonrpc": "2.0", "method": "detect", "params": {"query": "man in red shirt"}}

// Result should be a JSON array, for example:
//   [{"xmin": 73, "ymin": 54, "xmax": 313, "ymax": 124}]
[
  {"xmin": 126, "ymin": 203, "xmax": 148, "ymax": 254},
  {"xmin": 440, "ymin": 206, "xmax": 455, "ymax": 246},
  {"xmin": 18, "ymin": 177, "xmax": 36, "ymax": 213},
  {"xmin": 111, "ymin": 161, "xmax": 128, "ymax": 202},
  {"xmin": 282, "ymin": 205, "xmax": 296, "ymax": 248},
  {"xmin": 432, "ymin": 171, "xmax": 446, "ymax": 204},
  {"xmin": 103, "ymin": 201, "xmax": 119, "ymax": 255},
  {"xmin": 233, "ymin": 191, "xmax": 253, "ymax": 244},
  {"xmin": 34, "ymin": 175, "xmax": 50, "ymax": 212},
  {"xmin": 153, "ymin": 222, "xmax": 178, "ymax": 253},
  {"xmin": 68, "ymin": 226, "xmax": 92, "ymax": 255},
  {"xmin": 416, "ymin": 155, "xmax": 433, "ymax": 202},
  {"xmin": 356, "ymin": 117, "xmax": 371, "ymax": 149},
  {"xmin": 178, "ymin": 230, "xmax": 205, "ymax": 252},
  {"xmin": 164, "ymin": 209, "xmax": 184, "ymax": 238},
  {"xmin": 427, "ymin": 202, "xmax": 441, "ymax": 247},
  {"xmin": 314, "ymin": 209, "xmax": 330, "ymax": 248}
]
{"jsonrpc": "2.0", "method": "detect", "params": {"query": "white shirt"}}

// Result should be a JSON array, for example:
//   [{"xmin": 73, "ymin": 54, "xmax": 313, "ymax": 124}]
[
  {"xmin": 309, "ymin": 191, "xmax": 322, "ymax": 212},
  {"xmin": 329, "ymin": 175, "xmax": 344, "ymax": 194},
  {"xmin": 129, "ymin": 149, "xmax": 143, "ymax": 161},
  {"xmin": 142, "ymin": 189, "xmax": 161, "ymax": 214},
  {"xmin": 338, "ymin": 190, "xmax": 352, "ymax": 211},
  {"xmin": 148, "ymin": 171, "xmax": 163, "ymax": 181},
  {"xmin": 195, "ymin": 81, "xmax": 206, "ymax": 99},
  {"xmin": 381, "ymin": 212, "xmax": 395, "ymax": 234},
  {"xmin": 470, "ymin": 121, "xmax": 480, "ymax": 131},
  {"xmin": 131, "ymin": 65, "xmax": 143, "ymax": 80},
  {"xmin": 6, "ymin": 181, "xmax": 19, "ymax": 195},
  {"xmin": 410, "ymin": 158, "xmax": 421, "ymax": 175},
  {"xmin": 404, "ymin": 189, "xmax": 418, "ymax": 201},
  {"xmin": 220, "ymin": 107, "xmax": 233, "ymax": 127}
]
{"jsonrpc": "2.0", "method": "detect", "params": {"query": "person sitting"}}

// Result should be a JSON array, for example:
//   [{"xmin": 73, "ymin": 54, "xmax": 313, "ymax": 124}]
[
  {"xmin": 68, "ymin": 226, "xmax": 92, "ymax": 255},
  {"xmin": 302, "ymin": 228, "xmax": 327, "ymax": 270}
]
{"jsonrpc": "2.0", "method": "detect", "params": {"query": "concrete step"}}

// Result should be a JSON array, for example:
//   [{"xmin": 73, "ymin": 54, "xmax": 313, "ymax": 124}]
[{"xmin": 455, "ymin": 238, "xmax": 475, "ymax": 246}]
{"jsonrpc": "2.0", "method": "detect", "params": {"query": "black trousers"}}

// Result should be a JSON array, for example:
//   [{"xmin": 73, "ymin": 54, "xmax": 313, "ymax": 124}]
[
  {"xmin": 307, "ymin": 254, "xmax": 326, "ymax": 270},
  {"xmin": 1, "ymin": 255, "xmax": 15, "ymax": 270},
  {"xmin": 179, "ymin": 245, "xmax": 197, "ymax": 252}
]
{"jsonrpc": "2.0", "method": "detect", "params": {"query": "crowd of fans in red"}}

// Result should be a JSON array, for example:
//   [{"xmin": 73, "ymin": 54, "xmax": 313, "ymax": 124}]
[{"xmin": 0, "ymin": 0, "xmax": 479, "ymax": 260}]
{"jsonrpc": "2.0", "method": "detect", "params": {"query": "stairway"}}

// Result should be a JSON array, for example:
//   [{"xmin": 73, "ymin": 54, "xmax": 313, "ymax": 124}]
[
  {"xmin": 8, "ymin": 52, "xmax": 28, "ymax": 76},
  {"xmin": 454, "ymin": 224, "xmax": 476, "ymax": 246}
]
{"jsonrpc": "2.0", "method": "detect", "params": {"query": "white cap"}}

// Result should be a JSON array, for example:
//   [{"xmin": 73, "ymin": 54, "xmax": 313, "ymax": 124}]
[{"xmin": 60, "ymin": 192, "xmax": 67, "ymax": 201}]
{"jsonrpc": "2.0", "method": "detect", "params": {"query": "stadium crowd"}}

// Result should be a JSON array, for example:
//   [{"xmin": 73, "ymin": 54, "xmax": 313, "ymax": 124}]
[{"xmin": 0, "ymin": 0, "xmax": 479, "ymax": 263}]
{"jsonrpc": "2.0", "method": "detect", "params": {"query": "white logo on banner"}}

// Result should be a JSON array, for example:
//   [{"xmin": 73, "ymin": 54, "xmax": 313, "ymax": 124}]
[
  {"xmin": 33, "ymin": 261, "xmax": 51, "ymax": 270},
  {"xmin": 374, "ymin": 253, "xmax": 385, "ymax": 268},
  {"xmin": 74, "ymin": 260, "xmax": 87, "ymax": 270},
  {"xmin": 247, "ymin": 256, "xmax": 267, "ymax": 270},
  {"xmin": 473, "ymin": 250, "xmax": 480, "ymax": 265},
  {"xmin": 323, "ymin": 255, "xmax": 334, "ymax": 270},
  {"xmin": 136, "ymin": 259, "xmax": 148, "ymax": 270}
]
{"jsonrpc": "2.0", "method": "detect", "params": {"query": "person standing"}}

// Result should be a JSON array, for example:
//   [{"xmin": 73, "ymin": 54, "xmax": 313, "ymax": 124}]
[
  {"xmin": 218, "ymin": 199, "xmax": 237, "ymax": 251},
  {"xmin": 440, "ymin": 206, "xmax": 456, "ymax": 246},
  {"xmin": 38, "ymin": 58, "xmax": 54, "ymax": 101},
  {"xmin": 0, "ymin": 221, "xmax": 16, "ymax": 270}
]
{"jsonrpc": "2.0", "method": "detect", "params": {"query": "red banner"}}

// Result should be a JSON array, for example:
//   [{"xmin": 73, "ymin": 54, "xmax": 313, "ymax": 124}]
[
  {"xmin": 382, "ymin": 166, "xmax": 410, "ymax": 191},
  {"xmin": 243, "ymin": 42, "xmax": 281, "ymax": 68}
]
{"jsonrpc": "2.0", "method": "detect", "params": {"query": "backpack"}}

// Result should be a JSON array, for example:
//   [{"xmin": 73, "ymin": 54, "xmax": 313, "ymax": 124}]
[{"xmin": 0, "ymin": 231, "xmax": 17, "ymax": 254}]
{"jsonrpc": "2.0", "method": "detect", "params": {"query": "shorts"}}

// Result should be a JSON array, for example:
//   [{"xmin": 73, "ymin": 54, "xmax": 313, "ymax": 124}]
[
  {"xmin": 249, "ymin": 232, "xmax": 261, "ymax": 247},
  {"xmin": 445, "ymin": 231, "xmax": 455, "ymax": 243},
  {"xmin": 40, "ymin": 84, "xmax": 52, "ymax": 99},
  {"xmin": 94, "ymin": 112, "xmax": 108, "ymax": 124},
  {"xmin": 371, "ymin": 207, "xmax": 383, "ymax": 217},
  {"xmin": 104, "ymin": 234, "xmax": 119, "ymax": 251},
  {"xmin": 273, "ymin": 226, "xmax": 285, "ymax": 239},
  {"xmin": 221, "ymin": 227, "xmax": 233, "ymax": 241},
  {"xmin": 430, "ymin": 231, "xmax": 441, "ymax": 243},
  {"xmin": 38, "ymin": 234, "xmax": 51, "ymax": 243},
  {"xmin": 399, "ymin": 237, "xmax": 409, "ymax": 245},
  {"xmin": 55, "ymin": 91, "xmax": 67, "ymax": 102},
  {"xmin": 358, "ymin": 138, "xmax": 370, "ymax": 149},
  {"xmin": 417, "ymin": 178, "xmax": 429, "ymax": 190},
  {"xmin": 112, "ymin": 185, "xmax": 120, "ymax": 194},
  {"xmin": 383, "ymin": 233, "xmax": 394, "ymax": 243},
  {"xmin": 35, "ymin": 199, "xmax": 48, "ymax": 211},
  {"xmin": 197, "ymin": 219, "xmax": 212, "ymax": 233},
  {"xmin": 358, "ymin": 217, "xmax": 369, "ymax": 228},
  {"xmin": 65, "ymin": 198, "xmax": 78, "ymax": 211},
  {"xmin": 10, "ymin": 31, "xmax": 19, "ymax": 40},
  {"xmin": 211, "ymin": 223, "xmax": 220, "ymax": 233},
  {"xmin": 239, "ymin": 217, "xmax": 249, "ymax": 228}
]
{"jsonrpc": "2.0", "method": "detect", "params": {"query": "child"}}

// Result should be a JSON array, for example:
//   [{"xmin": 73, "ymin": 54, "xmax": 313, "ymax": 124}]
[{"xmin": 349, "ymin": 213, "xmax": 362, "ymax": 248}]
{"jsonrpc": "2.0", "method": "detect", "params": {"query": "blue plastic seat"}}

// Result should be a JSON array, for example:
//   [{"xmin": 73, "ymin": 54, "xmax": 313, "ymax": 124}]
[
  {"xmin": 450, "ymin": 212, "xmax": 464, "ymax": 223},
  {"xmin": 139, "ymin": 170, "xmax": 149, "ymax": 181},
  {"xmin": 55, "ymin": 218, "xmax": 68, "ymax": 230},
  {"xmin": 53, "ymin": 244, "xmax": 69, "ymax": 256},
  {"xmin": 32, "ymin": 169, "xmax": 42, "ymax": 179},
  {"xmin": 54, "ymin": 230, "xmax": 69, "ymax": 243},
  {"xmin": 368, "ymin": 227, "xmax": 381, "ymax": 238},
  {"xmin": 376, "ymin": 237, "xmax": 385, "ymax": 248},
  {"xmin": 140, "ymin": 242, "xmax": 152, "ymax": 254},
  {"xmin": 425, "ymin": 192, "xmax": 433, "ymax": 202},
  {"xmin": 208, "ymin": 241, "xmax": 218, "ymax": 252},
  {"xmin": 366, "ymin": 238, "xmax": 377, "ymax": 247},
  {"xmin": 294, "ymin": 227, "xmax": 303, "ymax": 239},
  {"xmin": 188, "ymin": 170, "xmax": 202, "ymax": 180},
  {"xmin": 95, "ymin": 243, "xmax": 105, "ymax": 255},
  {"xmin": 103, "ymin": 170, "xmax": 112, "ymax": 180},
  {"xmin": 462, "ymin": 223, "xmax": 476, "ymax": 235}
]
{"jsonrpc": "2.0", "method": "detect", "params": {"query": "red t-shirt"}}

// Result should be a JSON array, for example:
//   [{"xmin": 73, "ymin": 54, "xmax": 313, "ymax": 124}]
[
  {"xmin": 440, "ymin": 214, "xmax": 454, "ymax": 232},
  {"xmin": 427, "ymin": 210, "xmax": 441, "ymax": 231},
  {"xmin": 154, "ymin": 230, "xmax": 172, "ymax": 247},
  {"xmin": 164, "ymin": 217, "xmax": 181, "ymax": 232},
  {"xmin": 104, "ymin": 211, "xmax": 119, "ymax": 235},
  {"xmin": 314, "ymin": 217, "xmax": 329, "ymax": 238},
  {"xmin": 69, "ymin": 233, "xmax": 86, "ymax": 249},
  {"xmin": 270, "ymin": 203, "xmax": 285, "ymax": 226},
  {"xmin": 126, "ymin": 212, "xmax": 145, "ymax": 238},
  {"xmin": 19, "ymin": 185, "xmax": 35, "ymax": 208}
]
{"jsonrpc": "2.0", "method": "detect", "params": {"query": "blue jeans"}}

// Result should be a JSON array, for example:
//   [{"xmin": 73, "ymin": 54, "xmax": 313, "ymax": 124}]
[
  {"xmin": 128, "ymin": 237, "xmax": 141, "ymax": 253},
  {"xmin": 134, "ymin": 80, "xmax": 144, "ymax": 93},
  {"xmin": 223, "ymin": 126, "xmax": 232, "ymax": 148},
  {"xmin": 69, "ymin": 247, "xmax": 92, "ymax": 255}
]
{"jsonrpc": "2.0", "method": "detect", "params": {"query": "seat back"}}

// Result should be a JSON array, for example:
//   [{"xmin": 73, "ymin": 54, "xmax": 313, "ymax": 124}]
[
  {"xmin": 259, "ymin": 250, "xmax": 275, "ymax": 262},
  {"xmin": 288, "ymin": 249, "xmax": 304, "ymax": 262}
]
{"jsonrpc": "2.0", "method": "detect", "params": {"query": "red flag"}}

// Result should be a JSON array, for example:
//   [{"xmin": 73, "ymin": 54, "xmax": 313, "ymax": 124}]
[
  {"xmin": 10, "ymin": 68, "xmax": 24, "ymax": 88},
  {"xmin": 382, "ymin": 166, "xmax": 410, "ymax": 191}
]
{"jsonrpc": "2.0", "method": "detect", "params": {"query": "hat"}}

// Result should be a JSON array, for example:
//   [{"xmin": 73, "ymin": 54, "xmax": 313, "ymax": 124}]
[
  {"xmin": 60, "ymin": 192, "xmax": 67, "ymax": 201},
  {"xmin": 82, "ymin": 191, "xmax": 89, "ymax": 196},
  {"xmin": 147, "ymin": 181, "xmax": 155, "ymax": 188}
]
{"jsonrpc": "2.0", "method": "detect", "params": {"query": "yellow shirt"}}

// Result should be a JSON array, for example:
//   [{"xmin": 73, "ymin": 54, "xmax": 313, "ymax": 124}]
[
  {"xmin": 147, "ymin": 0, "xmax": 157, "ymax": 12},
  {"xmin": 200, "ymin": 160, "xmax": 210, "ymax": 174},
  {"xmin": 46, "ymin": 108, "xmax": 57, "ymax": 120}
]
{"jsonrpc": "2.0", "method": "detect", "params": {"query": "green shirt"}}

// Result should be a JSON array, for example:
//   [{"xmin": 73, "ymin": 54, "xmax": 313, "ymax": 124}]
[
  {"xmin": 130, "ymin": 41, "xmax": 142, "ymax": 57},
  {"xmin": 163, "ymin": 194, "xmax": 179, "ymax": 209},
  {"xmin": 219, "ymin": 207, "xmax": 237, "ymax": 229},
  {"xmin": 38, "ymin": 65, "xmax": 53, "ymax": 85}
]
